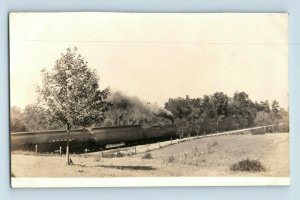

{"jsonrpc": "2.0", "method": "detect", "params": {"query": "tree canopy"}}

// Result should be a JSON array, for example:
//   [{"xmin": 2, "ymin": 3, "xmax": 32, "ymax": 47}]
[
  {"xmin": 10, "ymin": 106, "xmax": 26, "ymax": 132},
  {"xmin": 36, "ymin": 47, "xmax": 111, "ymax": 129},
  {"xmin": 165, "ymin": 91, "xmax": 288, "ymax": 134},
  {"xmin": 10, "ymin": 48, "xmax": 288, "ymax": 134}
]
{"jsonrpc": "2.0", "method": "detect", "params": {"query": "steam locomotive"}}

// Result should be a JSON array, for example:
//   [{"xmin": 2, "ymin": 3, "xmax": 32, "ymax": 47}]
[{"xmin": 10, "ymin": 124, "xmax": 179, "ymax": 153}]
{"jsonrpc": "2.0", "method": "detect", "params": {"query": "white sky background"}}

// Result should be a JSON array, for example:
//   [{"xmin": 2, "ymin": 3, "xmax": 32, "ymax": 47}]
[{"xmin": 9, "ymin": 13, "xmax": 288, "ymax": 109}]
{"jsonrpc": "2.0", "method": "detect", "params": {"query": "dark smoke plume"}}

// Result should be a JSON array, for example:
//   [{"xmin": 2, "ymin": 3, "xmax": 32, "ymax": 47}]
[{"xmin": 107, "ymin": 91, "xmax": 174, "ymax": 124}]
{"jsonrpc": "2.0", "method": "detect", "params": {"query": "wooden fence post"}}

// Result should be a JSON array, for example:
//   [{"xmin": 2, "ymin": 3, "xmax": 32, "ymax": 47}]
[
  {"xmin": 66, "ymin": 145, "xmax": 69, "ymax": 162},
  {"xmin": 59, "ymin": 146, "xmax": 62, "ymax": 156},
  {"xmin": 35, "ymin": 144, "xmax": 37, "ymax": 155}
]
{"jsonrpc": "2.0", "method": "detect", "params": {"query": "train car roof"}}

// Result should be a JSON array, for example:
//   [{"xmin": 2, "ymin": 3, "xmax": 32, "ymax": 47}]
[
  {"xmin": 11, "ymin": 125, "xmax": 143, "ymax": 135},
  {"xmin": 11, "ymin": 124, "xmax": 175, "ymax": 135}
]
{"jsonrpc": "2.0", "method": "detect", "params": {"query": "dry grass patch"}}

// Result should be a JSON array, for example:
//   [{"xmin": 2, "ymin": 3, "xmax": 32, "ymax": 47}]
[{"xmin": 11, "ymin": 133, "xmax": 289, "ymax": 177}]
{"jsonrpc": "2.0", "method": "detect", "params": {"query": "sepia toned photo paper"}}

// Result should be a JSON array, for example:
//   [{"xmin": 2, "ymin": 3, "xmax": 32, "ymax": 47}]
[{"xmin": 9, "ymin": 12, "xmax": 289, "ymax": 187}]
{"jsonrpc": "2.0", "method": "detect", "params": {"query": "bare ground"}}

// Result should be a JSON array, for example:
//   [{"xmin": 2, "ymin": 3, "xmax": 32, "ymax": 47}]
[{"xmin": 11, "ymin": 132, "xmax": 289, "ymax": 177}]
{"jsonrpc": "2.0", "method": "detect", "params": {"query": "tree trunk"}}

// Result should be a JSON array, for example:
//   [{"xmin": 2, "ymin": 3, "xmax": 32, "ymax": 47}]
[{"xmin": 66, "ymin": 123, "xmax": 71, "ymax": 165}]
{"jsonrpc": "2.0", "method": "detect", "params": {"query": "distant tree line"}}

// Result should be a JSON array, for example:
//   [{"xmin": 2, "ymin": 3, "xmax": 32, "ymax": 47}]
[
  {"xmin": 165, "ymin": 92, "xmax": 289, "ymax": 135},
  {"xmin": 10, "ymin": 105, "xmax": 60, "ymax": 132},
  {"xmin": 10, "ymin": 91, "xmax": 288, "ymax": 133},
  {"xmin": 10, "ymin": 91, "xmax": 173, "ymax": 132},
  {"xmin": 9, "ymin": 48, "xmax": 289, "ymax": 133}
]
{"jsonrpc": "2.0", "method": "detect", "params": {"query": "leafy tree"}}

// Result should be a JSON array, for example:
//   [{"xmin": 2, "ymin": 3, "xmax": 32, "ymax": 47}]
[
  {"xmin": 260, "ymin": 100, "xmax": 271, "ymax": 112},
  {"xmin": 271, "ymin": 100, "xmax": 280, "ymax": 114},
  {"xmin": 37, "ymin": 47, "xmax": 111, "ymax": 129},
  {"xmin": 231, "ymin": 92, "xmax": 256, "ymax": 128},
  {"xmin": 211, "ymin": 92, "xmax": 230, "ymax": 116},
  {"xmin": 23, "ymin": 104, "xmax": 61, "ymax": 131},
  {"xmin": 37, "ymin": 47, "xmax": 111, "ymax": 163},
  {"xmin": 165, "ymin": 96, "xmax": 193, "ymax": 119},
  {"xmin": 279, "ymin": 108, "xmax": 289, "ymax": 122},
  {"xmin": 165, "ymin": 91, "xmax": 288, "ymax": 135},
  {"xmin": 254, "ymin": 111, "xmax": 273, "ymax": 126},
  {"xmin": 10, "ymin": 106, "xmax": 27, "ymax": 132},
  {"xmin": 201, "ymin": 95, "xmax": 216, "ymax": 118},
  {"xmin": 210, "ymin": 92, "xmax": 230, "ymax": 126}
]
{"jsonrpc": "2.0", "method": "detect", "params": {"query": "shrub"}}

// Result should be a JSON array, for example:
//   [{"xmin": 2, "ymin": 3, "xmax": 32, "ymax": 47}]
[
  {"xmin": 278, "ymin": 124, "xmax": 289, "ymax": 132},
  {"xmin": 142, "ymin": 153, "xmax": 153, "ymax": 159},
  {"xmin": 103, "ymin": 151, "xmax": 125, "ymax": 158},
  {"xmin": 192, "ymin": 147, "xmax": 199, "ymax": 156},
  {"xmin": 211, "ymin": 140, "xmax": 218, "ymax": 146},
  {"xmin": 127, "ymin": 152, "xmax": 136, "ymax": 156},
  {"xmin": 168, "ymin": 155, "xmax": 175, "ymax": 163},
  {"xmin": 230, "ymin": 158, "xmax": 266, "ymax": 172},
  {"xmin": 94, "ymin": 155, "xmax": 101, "ymax": 162},
  {"xmin": 115, "ymin": 151, "xmax": 126, "ymax": 157},
  {"xmin": 251, "ymin": 129, "xmax": 266, "ymax": 135}
]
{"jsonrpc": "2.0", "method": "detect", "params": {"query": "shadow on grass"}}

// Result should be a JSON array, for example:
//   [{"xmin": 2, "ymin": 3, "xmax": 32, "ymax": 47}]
[
  {"xmin": 69, "ymin": 162, "xmax": 155, "ymax": 171},
  {"xmin": 95, "ymin": 165, "xmax": 156, "ymax": 171}
]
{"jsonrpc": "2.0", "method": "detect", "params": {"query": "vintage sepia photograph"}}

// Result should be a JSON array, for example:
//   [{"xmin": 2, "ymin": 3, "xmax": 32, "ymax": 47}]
[{"xmin": 9, "ymin": 12, "xmax": 289, "ymax": 187}]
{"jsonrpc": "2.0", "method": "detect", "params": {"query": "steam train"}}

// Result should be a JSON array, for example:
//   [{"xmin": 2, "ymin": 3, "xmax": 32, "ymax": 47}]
[{"xmin": 10, "ymin": 124, "xmax": 179, "ymax": 153}]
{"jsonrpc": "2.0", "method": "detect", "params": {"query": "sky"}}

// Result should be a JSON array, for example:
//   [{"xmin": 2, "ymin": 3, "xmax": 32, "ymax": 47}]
[{"xmin": 9, "ymin": 12, "xmax": 288, "ymax": 109}]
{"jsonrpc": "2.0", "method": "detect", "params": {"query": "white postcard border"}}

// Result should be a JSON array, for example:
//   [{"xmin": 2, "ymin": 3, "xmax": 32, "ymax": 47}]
[{"xmin": 11, "ymin": 177, "xmax": 290, "ymax": 188}]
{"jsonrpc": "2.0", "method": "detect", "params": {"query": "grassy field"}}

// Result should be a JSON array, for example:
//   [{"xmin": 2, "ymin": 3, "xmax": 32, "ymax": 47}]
[{"xmin": 11, "ymin": 132, "xmax": 289, "ymax": 177}]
